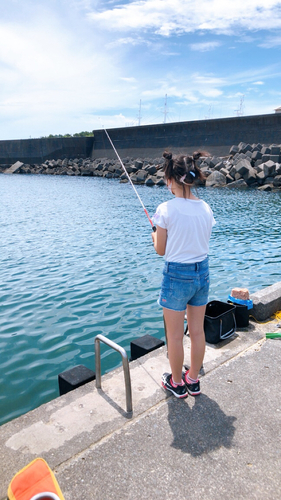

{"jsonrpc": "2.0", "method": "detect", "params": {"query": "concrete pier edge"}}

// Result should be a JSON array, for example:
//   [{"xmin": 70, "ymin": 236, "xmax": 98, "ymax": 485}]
[{"xmin": 1, "ymin": 282, "xmax": 281, "ymax": 499}]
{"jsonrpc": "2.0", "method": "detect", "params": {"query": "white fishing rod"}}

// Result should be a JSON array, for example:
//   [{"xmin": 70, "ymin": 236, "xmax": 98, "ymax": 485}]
[{"xmin": 103, "ymin": 127, "xmax": 156, "ymax": 231}]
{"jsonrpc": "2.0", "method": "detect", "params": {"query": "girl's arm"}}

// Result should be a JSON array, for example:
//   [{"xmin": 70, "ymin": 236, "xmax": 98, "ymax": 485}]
[{"xmin": 152, "ymin": 226, "xmax": 167, "ymax": 256}]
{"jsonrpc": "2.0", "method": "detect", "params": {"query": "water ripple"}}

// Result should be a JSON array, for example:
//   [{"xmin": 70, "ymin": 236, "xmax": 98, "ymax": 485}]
[{"xmin": 0, "ymin": 175, "xmax": 280, "ymax": 424}]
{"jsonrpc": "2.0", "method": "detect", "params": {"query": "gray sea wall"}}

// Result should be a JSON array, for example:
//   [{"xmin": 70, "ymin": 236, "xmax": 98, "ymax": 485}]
[
  {"xmin": 1, "ymin": 113, "xmax": 281, "ymax": 165},
  {"xmin": 0, "ymin": 137, "xmax": 94, "ymax": 166},
  {"xmin": 91, "ymin": 113, "xmax": 281, "ymax": 159}
]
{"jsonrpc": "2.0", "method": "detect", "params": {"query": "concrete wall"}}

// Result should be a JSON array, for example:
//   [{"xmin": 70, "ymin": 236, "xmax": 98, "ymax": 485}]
[
  {"xmin": 0, "ymin": 137, "xmax": 94, "ymax": 165},
  {"xmin": 1, "ymin": 113, "xmax": 281, "ymax": 165},
  {"xmin": 91, "ymin": 113, "xmax": 281, "ymax": 159}
]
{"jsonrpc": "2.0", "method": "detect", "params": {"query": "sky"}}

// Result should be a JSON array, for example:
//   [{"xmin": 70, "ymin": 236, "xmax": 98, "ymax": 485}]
[{"xmin": 1, "ymin": 0, "xmax": 281, "ymax": 140}]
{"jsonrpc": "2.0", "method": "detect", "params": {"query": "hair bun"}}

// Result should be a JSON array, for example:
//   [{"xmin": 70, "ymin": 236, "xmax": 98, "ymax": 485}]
[
  {"xmin": 163, "ymin": 151, "xmax": 172, "ymax": 161},
  {"xmin": 192, "ymin": 151, "xmax": 201, "ymax": 161}
]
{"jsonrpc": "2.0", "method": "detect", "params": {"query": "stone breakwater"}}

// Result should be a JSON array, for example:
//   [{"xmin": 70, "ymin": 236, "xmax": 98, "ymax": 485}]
[{"xmin": 2, "ymin": 142, "xmax": 281, "ymax": 191}]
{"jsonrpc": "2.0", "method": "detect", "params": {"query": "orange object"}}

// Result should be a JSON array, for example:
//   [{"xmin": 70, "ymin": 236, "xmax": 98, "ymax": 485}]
[{"xmin": 7, "ymin": 458, "xmax": 65, "ymax": 500}]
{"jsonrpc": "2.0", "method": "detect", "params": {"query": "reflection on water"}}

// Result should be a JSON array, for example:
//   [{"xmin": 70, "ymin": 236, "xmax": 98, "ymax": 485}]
[{"xmin": 0, "ymin": 174, "xmax": 280, "ymax": 424}]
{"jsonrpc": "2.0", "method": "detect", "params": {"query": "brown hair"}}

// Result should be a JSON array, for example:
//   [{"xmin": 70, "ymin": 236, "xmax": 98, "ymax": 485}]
[{"xmin": 163, "ymin": 150, "xmax": 208, "ymax": 198}]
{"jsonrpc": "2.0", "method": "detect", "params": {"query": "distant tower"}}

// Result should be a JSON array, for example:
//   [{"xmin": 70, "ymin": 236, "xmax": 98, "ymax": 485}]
[
  {"xmin": 235, "ymin": 95, "xmax": 245, "ymax": 116},
  {"xmin": 138, "ymin": 99, "xmax": 142, "ymax": 126},
  {"xmin": 163, "ymin": 94, "xmax": 168, "ymax": 124}
]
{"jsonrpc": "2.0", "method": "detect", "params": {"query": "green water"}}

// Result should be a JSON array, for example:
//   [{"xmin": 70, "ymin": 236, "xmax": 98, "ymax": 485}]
[{"xmin": 0, "ymin": 174, "xmax": 280, "ymax": 425}]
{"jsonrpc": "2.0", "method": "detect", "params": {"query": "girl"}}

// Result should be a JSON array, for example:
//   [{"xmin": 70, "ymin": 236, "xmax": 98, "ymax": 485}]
[{"xmin": 152, "ymin": 151, "xmax": 215, "ymax": 398}]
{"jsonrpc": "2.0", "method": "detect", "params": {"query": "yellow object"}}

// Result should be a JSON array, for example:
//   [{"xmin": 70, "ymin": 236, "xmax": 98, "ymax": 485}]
[
  {"xmin": 7, "ymin": 458, "xmax": 65, "ymax": 500},
  {"xmin": 249, "ymin": 310, "xmax": 281, "ymax": 325},
  {"xmin": 273, "ymin": 310, "xmax": 281, "ymax": 321}
]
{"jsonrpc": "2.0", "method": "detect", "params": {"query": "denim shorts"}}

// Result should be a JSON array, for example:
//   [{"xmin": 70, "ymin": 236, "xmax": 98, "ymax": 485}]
[{"xmin": 158, "ymin": 257, "xmax": 210, "ymax": 311}]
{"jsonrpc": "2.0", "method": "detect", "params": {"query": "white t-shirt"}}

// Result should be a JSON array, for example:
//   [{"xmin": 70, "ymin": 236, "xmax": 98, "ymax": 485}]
[{"xmin": 153, "ymin": 197, "xmax": 216, "ymax": 263}]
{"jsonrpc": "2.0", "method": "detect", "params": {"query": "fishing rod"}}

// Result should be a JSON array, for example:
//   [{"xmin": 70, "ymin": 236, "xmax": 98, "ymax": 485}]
[{"xmin": 103, "ymin": 127, "xmax": 156, "ymax": 232}]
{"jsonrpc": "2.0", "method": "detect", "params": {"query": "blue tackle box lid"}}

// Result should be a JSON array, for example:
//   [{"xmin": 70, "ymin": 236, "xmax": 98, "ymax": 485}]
[{"xmin": 228, "ymin": 295, "xmax": 253, "ymax": 310}]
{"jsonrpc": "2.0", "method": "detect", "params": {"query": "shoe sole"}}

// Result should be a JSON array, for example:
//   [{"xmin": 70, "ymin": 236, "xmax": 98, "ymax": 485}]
[
  {"xmin": 186, "ymin": 387, "xmax": 201, "ymax": 396},
  {"xmin": 161, "ymin": 381, "xmax": 188, "ymax": 399}
]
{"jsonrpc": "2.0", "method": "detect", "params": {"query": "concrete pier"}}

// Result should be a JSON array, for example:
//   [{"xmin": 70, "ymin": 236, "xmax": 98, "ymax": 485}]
[{"xmin": 1, "ymin": 314, "xmax": 280, "ymax": 499}]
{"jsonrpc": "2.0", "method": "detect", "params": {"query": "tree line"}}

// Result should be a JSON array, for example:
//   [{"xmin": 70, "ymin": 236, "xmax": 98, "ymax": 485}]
[{"xmin": 42, "ymin": 131, "xmax": 94, "ymax": 138}]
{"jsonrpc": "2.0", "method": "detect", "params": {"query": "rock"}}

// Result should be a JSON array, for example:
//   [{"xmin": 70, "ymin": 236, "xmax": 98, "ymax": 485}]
[
  {"xmin": 270, "ymin": 155, "xmax": 280, "ymax": 163},
  {"xmin": 256, "ymin": 171, "xmax": 267, "ymax": 185},
  {"xmin": 261, "ymin": 146, "xmax": 270, "ymax": 155},
  {"xmin": 156, "ymin": 178, "xmax": 166, "ymax": 186},
  {"xmin": 270, "ymin": 145, "xmax": 280, "ymax": 155},
  {"xmin": 235, "ymin": 159, "xmax": 252, "ymax": 176},
  {"xmin": 130, "ymin": 170, "xmax": 147, "ymax": 183},
  {"xmin": 258, "ymin": 184, "xmax": 272, "ymax": 191},
  {"xmin": 229, "ymin": 145, "xmax": 239, "ymax": 156},
  {"xmin": 251, "ymin": 151, "xmax": 262, "ymax": 162},
  {"xmin": 244, "ymin": 165, "xmax": 257, "ymax": 185},
  {"xmin": 134, "ymin": 160, "xmax": 144, "ymax": 170},
  {"xmin": 146, "ymin": 165, "xmax": 157, "ymax": 175},
  {"xmin": 226, "ymin": 179, "xmax": 248, "ymax": 189},
  {"xmin": 263, "ymin": 160, "xmax": 276, "ymax": 177},
  {"xmin": 213, "ymin": 161, "xmax": 225, "ymax": 171},
  {"xmin": 276, "ymin": 164, "xmax": 281, "ymax": 175},
  {"xmin": 4, "ymin": 161, "xmax": 24, "ymax": 174},
  {"xmin": 273, "ymin": 175, "xmax": 281, "ymax": 187},
  {"xmin": 209, "ymin": 157, "xmax": 221, "ymax": 168},
  {"xmin": 226, "ymin": 174, "xmax": 235, "ymax": 184},
  {"xmin": 262, "ymin": 154, "xmax": 270, "ymax": 162},
  {"xmin": 145, "ymin": 177, "xmax": 156, "ymax": 186},
  {"xmin": 205, "ymin": 171, "xmax": 226, "ymax": 187}
]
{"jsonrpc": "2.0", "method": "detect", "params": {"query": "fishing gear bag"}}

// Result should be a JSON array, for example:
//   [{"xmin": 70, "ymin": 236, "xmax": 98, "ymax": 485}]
[{"xmin": 204, "ymin": 300, "xmax": 236, "ymax": 344}]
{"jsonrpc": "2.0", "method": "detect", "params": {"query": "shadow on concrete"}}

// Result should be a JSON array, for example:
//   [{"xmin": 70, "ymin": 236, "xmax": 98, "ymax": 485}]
[
  {"xmin": 97, "ymin": 388, "xmax": 133, "ymax": 419},
  {"xmin": 167, "ymin": 394, "xmax": 236, "ymax": 457}
]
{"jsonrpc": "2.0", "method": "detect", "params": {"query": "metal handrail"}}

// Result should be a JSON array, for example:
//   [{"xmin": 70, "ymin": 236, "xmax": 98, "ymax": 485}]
[{"xmin": 95, "ymin": 334, "xmax": 132, "ymax": 413}]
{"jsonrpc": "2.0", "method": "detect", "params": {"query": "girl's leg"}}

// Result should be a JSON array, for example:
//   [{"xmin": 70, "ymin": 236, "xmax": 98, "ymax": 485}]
[
  {"xmin": 186, "ymin": 304, "xmax": 206, "ymax": 381},
  {"xmin": 163, "ymin": 307, "xmax": 185, "ymax": 384}
]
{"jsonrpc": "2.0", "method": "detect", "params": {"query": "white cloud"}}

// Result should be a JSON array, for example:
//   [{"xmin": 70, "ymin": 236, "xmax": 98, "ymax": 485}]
[
  {"xmin": 259, "ymin": 36, "xmax": 281, "ymax": 48},
  {"xmin": 0, "ymin": 14, "xmax": 141, "ymax": 137},
  {"xmin": 106, "ymin": 36, "xmax": 151, "ymax": 48},
  {"xmin": 88, "ymin": 0, "xmax": 281, "ymax": 35},
  {"xmin": 189, "ymin": 41, "xmax": 221, "ymax": 51}
]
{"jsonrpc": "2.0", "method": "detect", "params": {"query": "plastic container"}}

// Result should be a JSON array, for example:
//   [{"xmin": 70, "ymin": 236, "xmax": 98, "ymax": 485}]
[{"xmin": 228, "ymin": 295, "xmax": 253, "ymax": 328}]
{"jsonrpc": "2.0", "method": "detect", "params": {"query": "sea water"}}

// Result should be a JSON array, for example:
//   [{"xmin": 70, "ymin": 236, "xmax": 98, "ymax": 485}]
[{"xmin": 0, "ymin": 174, "xmax": 280, "ymax": 425}]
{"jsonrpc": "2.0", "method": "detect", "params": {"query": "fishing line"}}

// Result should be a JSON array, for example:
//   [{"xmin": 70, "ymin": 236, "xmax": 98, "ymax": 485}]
[{"xmin": 102, "ymin": 126, "xmax": 156, "ymax": 231}]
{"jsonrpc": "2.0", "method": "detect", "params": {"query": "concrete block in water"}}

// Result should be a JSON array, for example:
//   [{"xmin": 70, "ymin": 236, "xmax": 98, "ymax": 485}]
[
  {"xmin": 58, "ymin": 365, "xmax": 96, "ymax": 395},
  {"xmin": 270, "ymin": 145, "xmax": 280, "ymax": 155},
  {"xmin": 263, "ymin": 160, "xmax": 276, "ymax": 177},
  {"xmin": 130, "ymin": 334, "xmax": 165, "ymax": 361},
  {"xmin": 4, "ymin": 161, "xmax": 24, "ymax": 174},
  {"xmin": 250, "ymin": 282, "xmax": 281, "ymax": 321},
  {"xmin": 261, "ymin": 146, "xmax": 271, "ymax": 155},
  {"xmin": 205, "ymin": 170, "xmax": 227, "ymax": 187},
  {"xmin": 273, "ymin": 175, "xmax": 281, "ymax": 187},
  {"xmin": 235, "ymin": 159, "xmax": 252, "ymax": 176},
  {"xmin": 270, "ymin": 155, "xmax": 280, "ymax": 163},
  {"xmin": 229, "ymin": 145, "xmax": 239, "ymax": 156},
  {"xmin": 251, "ymin": 150, "xmax": 262, "ymax": 162}
]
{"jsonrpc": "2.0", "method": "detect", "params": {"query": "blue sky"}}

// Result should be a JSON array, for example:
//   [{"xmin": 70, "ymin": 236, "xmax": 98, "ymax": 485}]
[{"xmin": 1, "ymin": 0, "xmax": 281, "ymax": 140}]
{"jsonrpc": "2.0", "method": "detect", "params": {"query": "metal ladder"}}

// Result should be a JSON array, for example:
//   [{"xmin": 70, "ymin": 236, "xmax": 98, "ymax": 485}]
[{"xmin": 95, "ymin": 334, "xmax": 132, "ymax": 413}]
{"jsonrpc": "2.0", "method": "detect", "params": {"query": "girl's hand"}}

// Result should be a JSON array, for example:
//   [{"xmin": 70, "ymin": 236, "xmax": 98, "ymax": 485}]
[{"xmin": 152, "ymin": 226, "xmax": 167, "ymax": 256}]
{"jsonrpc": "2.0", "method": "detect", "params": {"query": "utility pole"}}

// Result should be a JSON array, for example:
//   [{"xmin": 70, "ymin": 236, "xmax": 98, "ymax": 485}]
[{"xmin": 163, "ymin": 94, "xmax": 168, "ymax": 124}]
